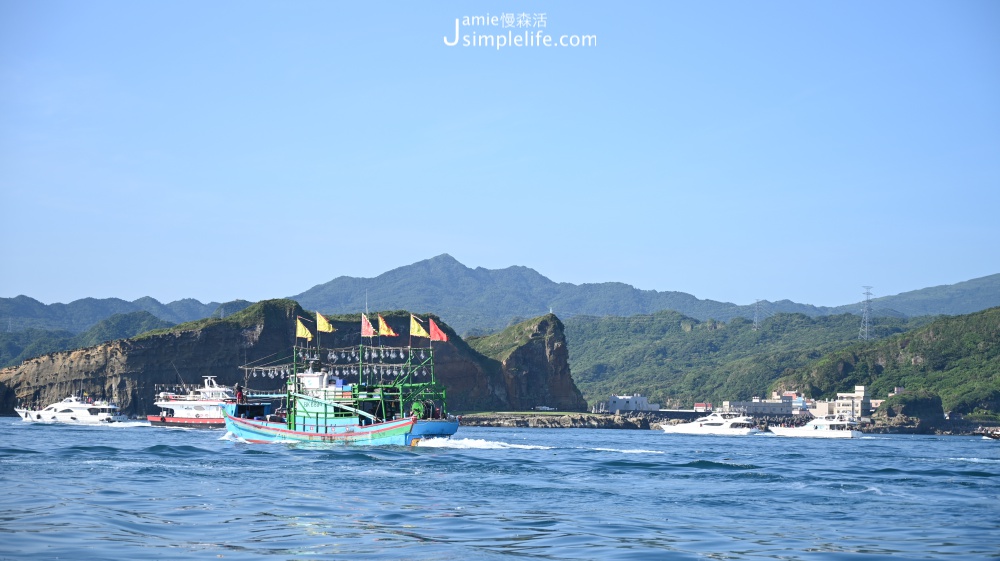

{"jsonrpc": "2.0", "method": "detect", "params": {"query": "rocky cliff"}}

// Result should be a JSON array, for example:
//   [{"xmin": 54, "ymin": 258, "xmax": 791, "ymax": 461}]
[
  {"xmin": 466, "ymin": 314, "xmax": 588, "ymax": 411},
  {"xmin": 0, "ymin": 300, "xmax": 587, "ymax": 415}
]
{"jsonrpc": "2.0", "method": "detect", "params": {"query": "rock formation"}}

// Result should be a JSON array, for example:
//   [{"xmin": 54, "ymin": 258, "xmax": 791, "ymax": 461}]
[
  {"xmin": 466, "ymin": 314, "xmax": 588, "ymax": 412},
  {"xmin": 0, "ymin": 300, "xmax": 588, "ymax": 415}
]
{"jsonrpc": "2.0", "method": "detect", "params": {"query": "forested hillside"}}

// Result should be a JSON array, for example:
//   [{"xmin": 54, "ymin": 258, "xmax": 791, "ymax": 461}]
[
  {"xmin": 773, "ymin": 307, "xmax": 1000, "ymax": 419},
  {"xmin": 564, "ymin": 311, "xmax": 933, "ymax": 408},
  {"xmin": 0, "ymin": 311, "xmax": 173, "ymax": 367}
]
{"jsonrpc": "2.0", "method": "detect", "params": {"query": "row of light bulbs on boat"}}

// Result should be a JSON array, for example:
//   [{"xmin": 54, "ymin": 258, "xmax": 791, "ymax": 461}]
[
  {"xmin": 295, "ymin": 348, "xmax": 429, "ymax": 363},
  {"xmin": 249, "ymin": 366, "xmax": 431, "ymax": 378},
  {"xmin": 251, "ymin": 369, "xmax": 288, "ymax": 379}
]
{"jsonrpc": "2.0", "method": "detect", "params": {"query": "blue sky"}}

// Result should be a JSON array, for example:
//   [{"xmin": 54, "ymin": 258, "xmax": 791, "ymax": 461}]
[{"xmin": 2, "ymin": 1, "xmax": 998, "ymax": 309}]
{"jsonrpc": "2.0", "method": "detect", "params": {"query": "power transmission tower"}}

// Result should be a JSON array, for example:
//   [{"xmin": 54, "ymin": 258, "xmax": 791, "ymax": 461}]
[
  {"xmin": 859, "ymin": 286, "xmax": 873, "ymax": 341},
  {"xmin": 752, "ymin": 300, "xmax": 761, "ymax": 331}
]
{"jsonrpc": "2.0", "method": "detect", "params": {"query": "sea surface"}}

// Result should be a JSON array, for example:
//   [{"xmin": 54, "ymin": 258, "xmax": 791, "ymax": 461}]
[{"xmin": 1, "ymin": 418, "xmax": 999, "ymax": 560}]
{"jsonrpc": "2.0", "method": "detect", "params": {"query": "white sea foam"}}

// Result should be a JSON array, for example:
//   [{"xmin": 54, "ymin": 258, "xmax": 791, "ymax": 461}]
[
  {"xmin": 591, "ymin": 447, "xmax": 665, "ymax": 455},
  {"xmin": 415, "ymin": 437, "xmax": 552, "ymax": 450},
  {"xmin": 105, "ymin": 421, "xmax": 151, "ymax": 428},
  {"xmin": 219, "ymin": 431, "xmax": 250, "ymax": 443},
  {"xmin": 950, "ymin": 456, "xmax": 1000, "ymax": 463}
]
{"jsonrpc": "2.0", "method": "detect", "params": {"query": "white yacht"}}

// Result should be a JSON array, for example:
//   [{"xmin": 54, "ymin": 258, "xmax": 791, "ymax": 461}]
[
  {"xmin": 16, "ymin": 396, "xmax": 128, "ymax": 424},
  {"xmin": 768, "ymin": 415, "xmax": 862, "ymax": 438},
  {"xmin": 661, "ymin": 411, "xmax": 760, "ymax": 436}
]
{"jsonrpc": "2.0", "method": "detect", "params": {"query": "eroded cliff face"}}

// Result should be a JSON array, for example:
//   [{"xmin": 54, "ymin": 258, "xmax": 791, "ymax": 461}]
[
  {"xmin": 487, "ymin": 315, "xmax": 587, "ymax": 412},
  {"xmin": 0, "ymin": 301, "xmax": 579, "ymax": 414}
]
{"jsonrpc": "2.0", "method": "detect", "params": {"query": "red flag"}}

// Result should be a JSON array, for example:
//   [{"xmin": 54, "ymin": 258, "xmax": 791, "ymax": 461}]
[
  {"xmin": 429, "ymin": 318, "xmax": 448, "ymax": 342},
  {"xmin": 361, "ymin": 314, "xmax": 375, "ymax": 337}
]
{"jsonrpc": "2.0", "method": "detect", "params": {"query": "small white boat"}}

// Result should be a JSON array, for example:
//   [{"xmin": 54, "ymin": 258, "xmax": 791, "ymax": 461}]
[
  {"xmin": 769, "ymin": 415, "xmax": 862, "ymax": 439},
  {"xmin": 15, "ymin": 396, "xmax": 128, "ymax": 424},
  {"xmin": 661, "ymin": 411, "xmax": 760, "ymax": 436}
]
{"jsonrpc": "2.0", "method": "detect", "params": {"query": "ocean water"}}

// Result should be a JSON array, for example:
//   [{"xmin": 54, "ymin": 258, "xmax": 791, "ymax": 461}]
[{"xmin": 1, "ymin": 419, "xmax": 998, "ymax": 560}]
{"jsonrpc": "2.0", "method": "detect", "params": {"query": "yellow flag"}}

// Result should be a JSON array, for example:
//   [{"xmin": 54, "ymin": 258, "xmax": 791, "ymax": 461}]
[
  {"xmin": 410, "ymin": 315, "xmax": 430, "ymax": 338},
  {"xmin": 377, "ymin": 314, "xmax": 398, "ymax": 336},
  {"xmin": 316, "ymin": 312, "xmax": 335, "ymax": 333},
  {"xmin": 296, "ymin": 318, "xmax": 313, "ymax": 341}
]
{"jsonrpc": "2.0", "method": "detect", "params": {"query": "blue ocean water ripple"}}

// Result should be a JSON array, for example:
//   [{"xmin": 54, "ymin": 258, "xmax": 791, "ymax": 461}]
[{"xmin": 2, "ymin": 422, "xmax": 999, "ymax": 560}]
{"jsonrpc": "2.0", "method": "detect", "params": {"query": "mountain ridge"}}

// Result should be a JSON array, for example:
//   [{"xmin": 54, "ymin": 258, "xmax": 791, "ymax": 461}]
[
  {"xmin": 3, "ymin": 254, "xmax": 998, "ymax": 337},
  {"xmin": 293, "ymin": 255, "xmax": 1000, "ymax": 334},
  {"xmin": 0, "ymin": 295, "xmax": 220, "ymax": 332}
]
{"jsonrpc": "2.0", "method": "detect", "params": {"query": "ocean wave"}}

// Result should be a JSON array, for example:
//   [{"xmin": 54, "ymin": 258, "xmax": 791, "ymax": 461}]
[
  {"xmin": 139, "ymin": 444, "xmax": 216, "ymax": 456},
  {"xmin": 678, "ymin": 459, "xmax": 760, "ymax": 470}
]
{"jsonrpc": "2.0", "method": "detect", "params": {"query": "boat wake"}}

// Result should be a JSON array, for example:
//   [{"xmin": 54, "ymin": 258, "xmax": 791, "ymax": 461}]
[
  {"xmin": 113, "ymin": 421, "xmax": 151, "ymax": 428},
  {"xmin": 416, "ymin": 437, "xmax": 552, "ymax": 450}
]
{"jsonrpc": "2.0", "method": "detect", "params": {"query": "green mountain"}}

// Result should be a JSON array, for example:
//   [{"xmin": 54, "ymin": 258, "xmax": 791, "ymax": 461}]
[
  {"xmin": 564, "ymin": 310, "xmax": 934, "ymax": 409},
  {"xmin": 0, "ymin": 295, "xmax": 220, "ymax": 333},
  {"xmin": 5, "ymin": 257, "xmax": 997, "ymax": 339},
  {"xmin": 772, "ymin": 307, "xmax": 1000, "ymax": 419},
  {"xmin": 0, "ymin": 311, "xmax": 174, "ymax": 367},
  {"xmin": 293, "ymin": 255, "xmax": 1000, "ymax": 335},
  {"xmin": 293, "ymin": 255, "xmax": 758, "ymax": 335}
]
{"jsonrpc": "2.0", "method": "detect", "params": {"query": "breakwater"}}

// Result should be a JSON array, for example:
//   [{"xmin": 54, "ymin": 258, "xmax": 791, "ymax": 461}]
[{"xmin": 458, "ymin": 412, "xmax": 653, "ymax": 429}]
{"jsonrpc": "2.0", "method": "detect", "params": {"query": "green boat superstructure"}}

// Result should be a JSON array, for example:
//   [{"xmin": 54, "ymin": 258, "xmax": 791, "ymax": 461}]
[{"xmin": 225, "ymin": 342, "xmax": 459, "ymax": 445}]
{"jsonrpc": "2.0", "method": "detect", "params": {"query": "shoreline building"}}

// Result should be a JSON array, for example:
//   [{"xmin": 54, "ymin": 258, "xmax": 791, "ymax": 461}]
[
  {"xmin": 809, "ymin": 386, "xmax": 872, "ymax": 420},
  {"xmin": 722, "ymin": 396, "xmax": 793, "ymax": 416},
  {"xmin": 595, "ymin": 394, "xmax": 661, "ymax": 414},
  {"xmin": 835, "ymin": 386, "xmax": 871, "ymax": 419}
]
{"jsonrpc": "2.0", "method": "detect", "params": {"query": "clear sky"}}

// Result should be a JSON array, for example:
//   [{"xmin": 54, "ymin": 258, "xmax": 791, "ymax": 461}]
[{"xmin": 2, "ymin": 1, "xmax": 998, "ymax": 308}]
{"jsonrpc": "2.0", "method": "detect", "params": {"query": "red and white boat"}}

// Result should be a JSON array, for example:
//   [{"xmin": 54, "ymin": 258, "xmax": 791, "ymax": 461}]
[{"xmin": 147, "ymin": 376, "xmax": 245, "ymax": 428}]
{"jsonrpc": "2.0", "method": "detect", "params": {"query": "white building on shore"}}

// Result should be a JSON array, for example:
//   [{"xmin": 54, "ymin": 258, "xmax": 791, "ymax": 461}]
[
  {"xmin": 808, "ymin": 386, "xmax": 872, "ymax": 419},
  {"xmin": 722, "ymin": 396, "xmax": 793, "ymax": 416},
  {"xmin": 596, "ymin": 394, "xmax": 660, "ymax": 414}
]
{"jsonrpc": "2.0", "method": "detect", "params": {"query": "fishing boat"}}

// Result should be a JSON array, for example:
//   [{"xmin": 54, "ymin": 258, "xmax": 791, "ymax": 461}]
[
  {"xmin": 15, "ymin": 395, "xmax": 128, "ymax": 424},
  {"xmin": 768, "ymin": 414, "xmax": 862, "ymax": 438},
  {"xmin": 147, "ymin": 376, "xmax": 273, "ymax": 428},
  {"xmin": 661, "ymin": 411, "xmax": 761, "ymax": 436},
  {"xmin": 223, "ymin": 314, "xmax": 459, "ymax": 446}
]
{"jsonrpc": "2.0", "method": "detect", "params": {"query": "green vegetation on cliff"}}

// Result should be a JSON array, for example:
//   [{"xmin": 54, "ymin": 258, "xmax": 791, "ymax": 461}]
[
  {"xmin": 466, "ymin": 314, "xmax": 561, "ymax": 362},
  {"xmin": 139, "ymin": 298, "xmax": 302, "ymax": 337},
  {"xmin": 875, "ymin": 389, "xmax": 946, "ymax": 420}
]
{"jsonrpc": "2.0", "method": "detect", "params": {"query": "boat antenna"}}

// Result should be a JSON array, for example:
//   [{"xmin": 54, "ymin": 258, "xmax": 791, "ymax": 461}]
[{"xmin": 171, "ymin": 361, "xmax": 187, "ymax": 387}]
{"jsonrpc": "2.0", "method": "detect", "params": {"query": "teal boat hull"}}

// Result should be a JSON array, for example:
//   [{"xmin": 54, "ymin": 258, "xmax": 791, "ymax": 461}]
[{"xmin": 224, "ymin": 410, "xmax": 458, "ymax": 446}]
